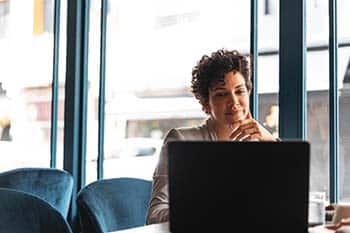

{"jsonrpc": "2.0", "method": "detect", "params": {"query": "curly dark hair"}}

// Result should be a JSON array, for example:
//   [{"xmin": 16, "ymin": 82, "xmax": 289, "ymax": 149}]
[{"xmin": 191, "ymin": 49, "xmax": 252, "ymax": 104}]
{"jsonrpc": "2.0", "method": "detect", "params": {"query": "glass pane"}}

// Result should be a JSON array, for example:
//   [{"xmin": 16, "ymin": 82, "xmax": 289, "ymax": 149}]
[
  {"xmin": 307, "ymin": 51, "xmax": 330, "ymax": 197},
  {"xmin": 307, "ymin": 0, "xmax": 328, "ymax": 46},
  {"xmin": 306, "ymin": 0, "xmax": 331, "ymax": 200},
  {"xmin": 0, "ymin": 0, "xmax": 56, "ymax": 170},
  {"xmin": 258, "ymin": 0, "xmax": 279, "ymax": 138},
  {"xmin": 86, "ymin": 0, "xmax": 102, "ymax": 184},
  {"xmin": 338, "ymin": 0, "xmax": 350, "ymax": 201},
  {"xmin": 56, "ymin": 0, "xmax": 67, "ymax": 170},
  {"xmin": 99, "ymin": 0, "xmax": 251, "ymax": 180},
  {"xmin": 339, "ymin": 47, "xmax": 350, "ymax": 201},
  {"xmin": 338, "ymin": 0, "xmax": 350, "ymax": 41}
]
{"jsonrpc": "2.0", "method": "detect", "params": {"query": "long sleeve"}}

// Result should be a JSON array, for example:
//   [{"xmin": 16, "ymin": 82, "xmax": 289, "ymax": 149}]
[
  {"xmin": 146, "ymin": 121, "xmax": 213, "ymax": 225},
  {"xmin": 146, "ymin": 129, "xmax": 182, "ymax": 225},
  {"xmin": 145, "ymin": 174, "xmax": 169, "ymax": 224}
]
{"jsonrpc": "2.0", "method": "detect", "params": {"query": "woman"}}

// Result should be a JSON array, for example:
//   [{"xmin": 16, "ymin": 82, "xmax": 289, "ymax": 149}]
[
  {"xmin": 309, "ymin": 218, "xmax": 350, "ymax": 233},
  {"xmin": 146, "ymin": 49, "xmax": 278, "ymax": 225}
]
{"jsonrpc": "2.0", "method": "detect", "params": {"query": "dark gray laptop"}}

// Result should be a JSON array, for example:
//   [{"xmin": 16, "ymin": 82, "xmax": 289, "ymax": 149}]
[{"xmin": 168, "ymin": 141, "xmax": 310, "ymax": 233}]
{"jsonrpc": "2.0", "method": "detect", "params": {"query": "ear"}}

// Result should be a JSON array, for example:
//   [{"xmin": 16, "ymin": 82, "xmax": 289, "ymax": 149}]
[
  {"xmin": 202, "ymin": 105, "xmax": 210, "ymax": 114},
  {"xmin": 200, "ymin": 99, "xmax": 210, "ymax": 115}
]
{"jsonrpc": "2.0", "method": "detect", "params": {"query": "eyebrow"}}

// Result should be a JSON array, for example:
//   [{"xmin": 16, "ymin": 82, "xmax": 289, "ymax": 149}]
[
  {"xmin": 235, "ymin": 84, "xmax": 246, "ymax": 89},
  {"xmin": 211, "ymin": 86, "xmax": 226, "ymax": 91},
  {"xmin": 212, "ymin": 84, "xmax": 246, "ymax": 91}
]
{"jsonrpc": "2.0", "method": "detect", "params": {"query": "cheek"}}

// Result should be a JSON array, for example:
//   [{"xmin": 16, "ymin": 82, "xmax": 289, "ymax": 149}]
[
  {"xmin": 212, "ymin": 104, "xmax": 227, "ymax": 116},
  {"xmin": 240, "ymin": 97, "xmax": 250, "ymax": 110},
  {"xmin": 208, "ymin": 100, "xmax": 224, "ymax": 113}
]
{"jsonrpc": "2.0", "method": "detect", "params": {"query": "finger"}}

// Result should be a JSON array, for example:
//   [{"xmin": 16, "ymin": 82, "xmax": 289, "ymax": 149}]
[
  {"xmin": 341, "ymin": 218, "xmax": 350, "ymax": 225},
  {"xmin": 242, "ymin": 135, "xmax": 260, "ymax": 141},
  {"xmin": 235, "ymin": 127, "xmax": 257, "ymax": 141},
  {"xmin": 246, "ymin": 132, "xmax": 260, "ymax": 141},
  {"xmin": 239, "ymin": 120, "xmax": 270, "ymax": 139},
  {"xmin": 237, "ymin": 121, "xmax": 261, "ymax": 136},
  {"xmin": 246, "ymin": 111, "xmax": 253, "ymax": 119},
  {"xmin": 231, "ymin": 122, "xmax": 259, "ymax": 140},
  {"xmin": 229, "ymin": 122, "xmax": 240, "ymax": 131},
  {"xmin": 238, "ymin": 120, "xmax": 256, "ymax": 130},
  {"xmin": 335, "ymin": 226, "xmax": 350, "ymax": 233},
  {"xmin": 243, "ymin": 127, "xmax": 259, "ymax": 136},
  {"xmin": 236, "ymin": 133, "xmax": 251, "ymax": 141},
  {"xmin": 238, "ymin": 131, "xmax": 260, "ymax": 141},
  {"xmin": 230, "ymin": 129, "xmax": 242, "ymax": 140},
  {"xmin": 326, "ymin": 225, "xmax": 338, "ymax": 230},
  {"xmin": 241, "ymin": 135, "xmax": 252, "ymax": 141}
]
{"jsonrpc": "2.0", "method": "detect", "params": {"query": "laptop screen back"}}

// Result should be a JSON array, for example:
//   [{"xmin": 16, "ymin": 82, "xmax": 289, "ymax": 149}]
[{"xmin": 168, "ymin": 141, "xmax": 310, "ymax": 233}]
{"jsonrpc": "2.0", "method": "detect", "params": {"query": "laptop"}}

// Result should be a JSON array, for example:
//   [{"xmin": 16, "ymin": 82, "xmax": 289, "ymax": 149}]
[{"xmin": 168, "ymin": 141, "xmax": 310, "ymax": 233}]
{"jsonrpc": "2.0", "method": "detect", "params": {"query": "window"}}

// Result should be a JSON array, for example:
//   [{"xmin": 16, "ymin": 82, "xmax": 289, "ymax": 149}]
[
  {"xmin": 0, "ymin": 0, "xmax": 67, "ymax": 170},
  {"xmin": 83, "ymin": 0, "xmax": 252, "ymax": 183},
  {"xmin": 33, "ymin": 0, "xmax": 53, "ymax": 34},
  {"xmin": 0, "ymin": 0, "xmax": 9, "ymax": 38},
  {"xmin": 264, "ymin": 0, "xmax": 277, "ymax": 16}
]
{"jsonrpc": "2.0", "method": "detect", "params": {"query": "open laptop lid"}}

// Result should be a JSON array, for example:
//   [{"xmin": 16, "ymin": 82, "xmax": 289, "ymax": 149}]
[{"xmin": 168, "ymin": 141, "xmax": 310, "ymax": 233}]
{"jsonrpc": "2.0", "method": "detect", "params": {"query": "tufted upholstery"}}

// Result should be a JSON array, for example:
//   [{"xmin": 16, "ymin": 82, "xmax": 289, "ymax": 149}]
[
  {"xmin": 77, "ymin": 177, "xmax": 152, "ymax": 233},
  {"xmin": 0, "ymin": 167, "xmax": 74, "ymax": 218},
  {"xmin": 0, "ymin": 188, "xmax": 73, "ymax": 233}
]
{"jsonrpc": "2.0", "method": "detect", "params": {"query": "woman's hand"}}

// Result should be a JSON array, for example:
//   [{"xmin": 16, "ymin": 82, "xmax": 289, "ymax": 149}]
[
  {"xmin": 229, "ymin": 112, "xmax": 277, "ymax": 141},
  {"xmin": 326, "ymin": 218, "xmax": 350, "ymax": 233}
]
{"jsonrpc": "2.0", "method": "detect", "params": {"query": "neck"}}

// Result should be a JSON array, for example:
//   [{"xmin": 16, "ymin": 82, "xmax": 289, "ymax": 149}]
[{"xmin": 208, "ymin": 118, "xmax": 233, "ymax": 140}]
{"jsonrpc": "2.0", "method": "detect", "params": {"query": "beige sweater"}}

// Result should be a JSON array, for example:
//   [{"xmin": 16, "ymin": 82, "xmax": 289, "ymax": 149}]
[{"xmin": 146, "ymin": 119, "xmax": 216, "ymax": 225}]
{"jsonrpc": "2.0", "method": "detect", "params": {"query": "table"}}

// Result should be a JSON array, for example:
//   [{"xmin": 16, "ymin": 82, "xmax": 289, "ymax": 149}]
[
  {"xmin": 111, "ymin": 222, "xmax": 335, "ymax": 233},
  {"xmin": 110, "ymin": 222, "xmax": 170, "ymax": 233}
]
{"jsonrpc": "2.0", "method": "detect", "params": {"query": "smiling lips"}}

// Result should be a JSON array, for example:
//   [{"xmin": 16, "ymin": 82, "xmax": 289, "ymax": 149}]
[
  {"xmin": 225, "ymin": 108, "xmax": 246, "ymax": 123},
  {"xmin": 225, "ymin": 108, "xmax": 242, "ymax": 115}
]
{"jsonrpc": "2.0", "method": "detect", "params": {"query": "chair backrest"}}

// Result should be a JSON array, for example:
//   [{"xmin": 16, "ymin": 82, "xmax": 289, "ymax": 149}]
[
  {"xmin": 77, "ymin": 177, "xmax": 152, "ymax": 233},
  {"xmin": 0, "ymin": 188, "xmax": 73, "ymax": 233},
  {"xmin": 0, "ymin": 167, "xmax": 74, "ymax": 218}
]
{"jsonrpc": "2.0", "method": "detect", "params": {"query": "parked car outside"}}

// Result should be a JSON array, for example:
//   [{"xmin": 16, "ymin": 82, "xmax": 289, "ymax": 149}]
[{"xmin": 96, "ymin": 137, "xmax": 163, "ymax": 181}]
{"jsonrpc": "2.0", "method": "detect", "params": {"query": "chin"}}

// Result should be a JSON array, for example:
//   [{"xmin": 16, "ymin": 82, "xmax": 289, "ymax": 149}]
[
  {"xmin": 228, "ymin": 115, "xmax": 245, "ymax": 123},
  {"xmin": 225, "ymin": 119, "xmax": 241, "ymax": 125}
]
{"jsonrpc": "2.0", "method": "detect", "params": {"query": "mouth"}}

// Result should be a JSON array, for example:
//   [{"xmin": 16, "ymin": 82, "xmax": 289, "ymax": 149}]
[{"xmin": 225, "ymin": 109, "xmax": 242, "ymax": 115}]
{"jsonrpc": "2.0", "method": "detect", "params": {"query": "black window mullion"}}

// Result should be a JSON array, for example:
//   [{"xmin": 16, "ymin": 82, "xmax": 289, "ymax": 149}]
[
  {"xmin": 50, "ymin": 0, "xmax": 61, "ymax": 168},
  {"xmin": 97, "ymin": 0, "xmax": 107, "ymax": 180},
  {"xmin": 279, "ymin": 0, "xmax": 306, "ymax": 140},
  {"xmin": 250, "ymin": 0, "xmax": 258, "ymax": 119},
  {"xmin": 63, "ymin": 0, "xmax": 90, "ymax": 230},
  {"xmin": 328, "ymin": 0, "xmax": 339, "ymax": 203}
]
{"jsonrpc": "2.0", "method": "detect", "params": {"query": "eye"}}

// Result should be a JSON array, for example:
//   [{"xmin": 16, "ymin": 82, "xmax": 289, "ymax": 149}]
[
  {"xmin": 214, "ymin": 92, "xmax": 228, "ymax": 97},
  {"xmin": 236, "ymin": 88, "xmax": 247, "ymax": 95}
]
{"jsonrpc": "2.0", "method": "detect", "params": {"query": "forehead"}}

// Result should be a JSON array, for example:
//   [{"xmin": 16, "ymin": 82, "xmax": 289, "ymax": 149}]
[{"xmin": 210, "ymin": 71, "xmax": 246, "ymax": 89}]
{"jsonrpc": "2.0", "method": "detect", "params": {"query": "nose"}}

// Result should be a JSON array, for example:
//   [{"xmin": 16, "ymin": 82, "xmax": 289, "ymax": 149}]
[{"xmin": 228, "ymin": 92, "xmax": 240, "ymax": 106}]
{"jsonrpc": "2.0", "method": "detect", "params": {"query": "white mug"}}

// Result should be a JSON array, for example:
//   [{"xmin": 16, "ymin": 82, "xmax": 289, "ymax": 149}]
[{"xmin": 309, "ymin": 192, "xmax": 326, "ymax": 225}]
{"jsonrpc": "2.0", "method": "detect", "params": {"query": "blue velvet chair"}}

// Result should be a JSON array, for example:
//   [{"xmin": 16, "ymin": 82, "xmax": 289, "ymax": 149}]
[
  {"xmin": 0, "ymin": 188, "xmax": 73, "ymax": 233},
  {"xmin": 0, "ymin": 167, "xmax": 74, "ymax": 218},
  {"xmin": 77, "ymin": 177, "xmax": 152, "ymax": 233}
]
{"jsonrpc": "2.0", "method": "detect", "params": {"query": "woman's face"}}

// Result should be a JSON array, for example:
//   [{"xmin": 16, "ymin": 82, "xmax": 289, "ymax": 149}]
[{"xmin": 205, "ymin": 71, "xmax": 250, "ymax": 127}]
